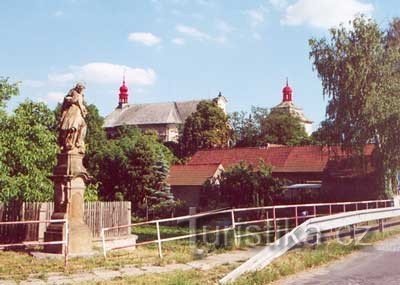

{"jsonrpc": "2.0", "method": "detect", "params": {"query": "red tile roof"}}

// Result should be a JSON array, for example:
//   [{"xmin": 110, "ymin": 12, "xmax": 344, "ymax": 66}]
[
  {"xmin": 187, "ymin": 145, "xmax": 375, "ymax": 173},
  {"xmin": 167, "ymin": 163, "xmax": 222, "ymax": 186}
]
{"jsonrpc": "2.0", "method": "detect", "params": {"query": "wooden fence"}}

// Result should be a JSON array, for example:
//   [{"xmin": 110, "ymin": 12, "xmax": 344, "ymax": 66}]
[{"xmin": 0, "ymin": 201, "xmax": 131, "ymax": 243}]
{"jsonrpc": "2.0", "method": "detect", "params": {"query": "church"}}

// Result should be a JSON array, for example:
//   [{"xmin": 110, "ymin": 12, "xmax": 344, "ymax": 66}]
[
  {"xmin": 103, "ymin": 79, "xmax": 228, "ymax": 142},
  {"xmin": 270, "ymin": 80, "xmax": 313, "ymax": 135},
  {"xmin": 103, "ymin": 78, "xmax": 312, "ymax": 142}
]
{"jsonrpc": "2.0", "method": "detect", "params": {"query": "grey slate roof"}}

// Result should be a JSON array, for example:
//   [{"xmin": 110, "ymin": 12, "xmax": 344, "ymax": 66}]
[{"xmin": 104, "ymin": 100, "xmax": 201, "ymax": 128}]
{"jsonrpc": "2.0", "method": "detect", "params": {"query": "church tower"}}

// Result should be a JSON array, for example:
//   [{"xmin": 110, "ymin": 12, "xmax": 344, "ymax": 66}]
[
  {"xmin": 118, "ymin": 76, "xmax": 129, "ymax": 108},
  {"xmin": 270, "ymin": 80, "xmax": 313, "ymax": 135}
]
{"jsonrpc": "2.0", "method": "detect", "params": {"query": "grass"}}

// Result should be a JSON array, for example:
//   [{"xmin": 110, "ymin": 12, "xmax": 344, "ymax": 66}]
[
  {"xmin": 0, "ymin": 231, "xmax": 230, "ymax": 281},
  {"xmin": 2, "ymin": 226, "xmax": 400, "ymax": 283},
  {"xmin": 0, "ymin": 242, "xmax": 194, "ymax": 281},
  {"xmin": 82, "ymin": 228, "xmax": 400, "ymax": 285}
]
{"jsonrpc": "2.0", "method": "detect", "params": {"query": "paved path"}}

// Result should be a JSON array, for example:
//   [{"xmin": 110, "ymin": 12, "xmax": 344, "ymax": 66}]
[
  {"xmin": 275, "ymin": 235, "xmax": 400, "ymax": 285},
  {"xmin": 0, "ymin": 247, "xmax": 260, "ymax": 285}
]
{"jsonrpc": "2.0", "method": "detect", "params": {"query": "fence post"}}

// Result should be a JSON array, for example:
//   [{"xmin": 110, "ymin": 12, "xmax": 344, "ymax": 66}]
[
  {"xmin": 189, "ymin": 207, "xmax": 197, "ymax": 249},
  {"xmin": 64, "ymin": 219, "xmax": 69, "ymax": 267},
  {"xmin": 379, "ymin": 219, "xmax": 384, "ymax": 233},
  {"xmin": 294, "ymin": 206, "xmax": 298, "ymax": 227},
  {"xmin": 313, "ymin": 205, "xmax": 317, "ymax": 218},
  {"xmin": 273, "ymin": 207, "xmax": 277, "ymax": 241},
  {"xmin": 231, "ymin": 210, "xmax": 238, "ymax": 247},
  {"xmin": 101, "ymin": 228, "xmax": 107, "ymax": 258},
  {"xmin": 350, "ymin": 224, "xmax": 356, "ymax": 240},
  {"xmin": 156, "ymin": 221, "xmax": 163, "ymax": 258}
]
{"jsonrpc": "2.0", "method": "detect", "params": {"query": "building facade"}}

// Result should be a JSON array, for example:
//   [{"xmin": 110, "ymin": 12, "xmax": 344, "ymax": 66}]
[
  {"xmin": 270, "ymin": 81, "xmax": 313, "ymax": 135},
  {"xmin": 103, "ymin": 80, "xmax": 228, "ymax": 142}
]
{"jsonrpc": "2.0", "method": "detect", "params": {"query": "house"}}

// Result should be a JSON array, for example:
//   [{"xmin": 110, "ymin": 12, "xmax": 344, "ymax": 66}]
[
  {"xmin": 167, "ymin": 144, "xmax": 376, "ymax": 206},
  {"xmin": 167, "ymin": 163, "xmax": 224, "ymax": 207},
  {"xmin": 103, "ymin": 79, "xmax": 228, "ymax": 142}
]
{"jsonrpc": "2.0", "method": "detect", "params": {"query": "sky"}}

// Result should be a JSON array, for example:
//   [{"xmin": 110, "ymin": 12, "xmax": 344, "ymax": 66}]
[{"xmin": 1, "ymin": 0, "xmax": 399, "ymax": 130}]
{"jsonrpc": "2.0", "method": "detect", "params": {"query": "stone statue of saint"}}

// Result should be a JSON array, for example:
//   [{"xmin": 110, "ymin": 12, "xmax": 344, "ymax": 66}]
[{"xmin": 58, "ymin": 83, "xmax": 88, "ymax": 153}]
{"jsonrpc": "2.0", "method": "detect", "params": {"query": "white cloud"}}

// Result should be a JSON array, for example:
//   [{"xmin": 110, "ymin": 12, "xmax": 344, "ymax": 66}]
[
  {"xmin": 46, "ymin": 91, "xmax": 65, "ymax": 103},
  {"xmin": 22, "ymin": 80, "xmax": 45, "ymax": 88},
  {"xmin": 281, "ymin": 0, "xmax": 374, "ymax": 29},
  {"xmin": 48, "ymin": 62, "xmax": 157, "ymax": 86},
  {"xmin": 128, "ymin": 32, "xmax": 162, "ymax": 46},
  {"xmin": 171, "ymin": 37, "xmax": 185, "ymax": 45},
  {"xmin": 176, "ymin": 24, "xmax": 228, "ymax": 44},
  {"xmin": 176, "ymin": 24, "xmax": 212, "ymax": 41},
  {"xmin": 245, "ymin": 6, "xmax": 267, "ymax": 27},
  {"xmin": 269, "ymin": 0, "xmax": 288, "ymax": 10},
  {"xmin": 53, "ymin": 10, "xmax": 64, "ymax": 17},
  {"xmin": 48, "ymin": 72, "xmax": 75, "ymax": 83},
  {"xmin": 216, "ymin": 19, "xmax": 234, "ymax": 34}
]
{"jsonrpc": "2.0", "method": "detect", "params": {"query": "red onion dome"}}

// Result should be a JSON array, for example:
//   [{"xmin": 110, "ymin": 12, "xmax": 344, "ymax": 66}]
[{"xmin": 119, "ymin": 81, "xmax": 128, "ymax": 94}]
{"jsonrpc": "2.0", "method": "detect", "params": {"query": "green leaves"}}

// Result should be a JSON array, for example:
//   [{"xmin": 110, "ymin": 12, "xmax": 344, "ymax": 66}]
[
  {"xmin": 0, "ymin": 99, "xmax": 57, "ymax": 202},
  {"xmin": 91, "ymin": 127, "xmax": 176, "ymax": 217},
  {"xmin": 217, "ymin": 161, "xmax": 282, "ymax": 208},
  {"xmin": 230, "ymin": 107, "xmax": 309, "ymax": 146},
  {"xmin": 309, "ymin": 16, "xmax": 400, "ymax": 195},
  {"xmin": 180, "ymin": 100, "xmax": 231, "ymax": 156}
]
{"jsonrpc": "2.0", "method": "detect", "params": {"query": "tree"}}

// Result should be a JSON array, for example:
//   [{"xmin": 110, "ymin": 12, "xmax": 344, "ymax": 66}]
[
  {"xmin": 230, "ymin": 106, "xmax": 268, "ymax": 147},
  {"xmin": 259, "ymin": 112, "xmax": 310, "ymax": 146},
  {"xmin": 218, "ymin": 161, "xmax": 282, "ymax": 208},
  {"xmin": 230, "ymin": 106, "xmax": 309, "ymax": 146},
  {"xmin": 91, "ymin": 127, "xmax": 177, "ymax": 217},
  {"xmin": 0, "ymin": 100, "xmax": 57, "ymax": 202},
  {"xmin": 180, "ymin": 100, "xmax": 231, "ymax": 156},
  {"xmin": 309, "ymin": 16, "xmax": 400, "ymax": 196}
]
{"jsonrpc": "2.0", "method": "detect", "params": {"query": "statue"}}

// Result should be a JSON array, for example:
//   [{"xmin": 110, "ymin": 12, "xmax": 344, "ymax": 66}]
[
  {"xmin": 58, "ymin": 83, "xmax": 87, "ymax": 153},
  {"xmin": 44, "ymin": 82, "xmax": 93, "ymax": 255}
]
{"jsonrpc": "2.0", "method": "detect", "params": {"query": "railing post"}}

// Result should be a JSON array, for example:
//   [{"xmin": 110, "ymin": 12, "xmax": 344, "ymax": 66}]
[
  {"xmin": 64, "ymin": 219, "xmax": 69, "ymax": 267},
  {"xmin": 273, "ymin": 207, "xmax": 277, "ymax": 241},
  {"xmin": 313, "ymin": 205, "xmax": 317, "ymax": 218},
  {"xmin": 379, "ymin": 219, "xmax": 384, "ymax": 233},
  {"xmin": 376, "ymin": 201, "xmax": 379, "ymax": 209},
  {"xmin": 101, "ymin": 228, "xmax": 107, "ymax": 258},
  {"xmin": 329, "ymin": 204, "xmax": 332, "ymax": 215},
  {"xmin": 156, "ymin": 221, "xmax": 163, "ymax": 258},
  {"xmin": 294, "ymin": 206, "xmax": 298, "ymax": 227},
  {"xmin": 343, "ymin": 204, "xmax": 346, "ymax": 213},
  {"xmin": 350, "ymin": 224, "xmax": 356, "ymax": 240},
  {"xmin": 231, "ymin": 210, "xmax": 238, "ymax": 247}
]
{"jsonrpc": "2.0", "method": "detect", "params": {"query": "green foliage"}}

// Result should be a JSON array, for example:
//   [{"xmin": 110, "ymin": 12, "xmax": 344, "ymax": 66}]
[
  {"xmin": 84, "ymin": 183, "xmax": 99, "ymax": 202},
  {"xmin": 309, "ymin": 16, "xmax": 400, "ymax": 195},
  {"xmin": 0, "ymin": 77, "xmax": 19, "ymax": 110},
  {"xmin": 82, "ymin": 103, "xmax": 107, "ymax": 179},
  {"xmin": 203, "ymin": 161, "xmax": 283, "ymax": 208},
  {"xmin": 259, "ymin": 112, "xmax": 310, "ymax": 146},
  {"xmin": 180, "ymin": 100, "xmax": 231, "ymax": 156},
  {"xmin": 0, "ymin": 99, "xmax": 57, "ymax": 202},
  {"xmin": 230, "ymin": 106, "xmax": 309, "ymax": 146},
  {"xmin": 230, "ymin": 106, "xmax": 268, "ymax": 147},
  {"xmin": 91, "ymin": 127, "xmax": 177, "ymax": 217}
]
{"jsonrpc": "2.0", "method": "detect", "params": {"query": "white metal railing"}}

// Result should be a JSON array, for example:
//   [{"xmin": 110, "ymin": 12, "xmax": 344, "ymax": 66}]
[
  {"xmin": 100, "ymin": 199, "xmax": 392, "ymax": 258},
  {"xmin": 0, "ymin": 219, "xmax": 68, "ymax": 266},
  {"xmin": 219, "ymin": 206, "xmax": 400, "ymax": 284}
]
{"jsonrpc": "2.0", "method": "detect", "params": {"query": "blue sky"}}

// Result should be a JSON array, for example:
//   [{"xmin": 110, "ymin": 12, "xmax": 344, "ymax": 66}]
[{"xmin": 0, "ymin": 0, "xmax": 398, "ymax": 129}]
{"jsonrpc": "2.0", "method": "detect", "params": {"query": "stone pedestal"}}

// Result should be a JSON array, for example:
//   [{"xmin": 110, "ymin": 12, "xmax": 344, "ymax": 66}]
[{"xmin": 44, "ymin": 152, "xmax": 93, "ymax": 255}]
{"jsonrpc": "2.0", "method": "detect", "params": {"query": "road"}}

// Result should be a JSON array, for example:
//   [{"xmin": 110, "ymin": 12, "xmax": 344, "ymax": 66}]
[{"xmin": 276, "ymin": 235, "xmax": 400, "ymax": 285}]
